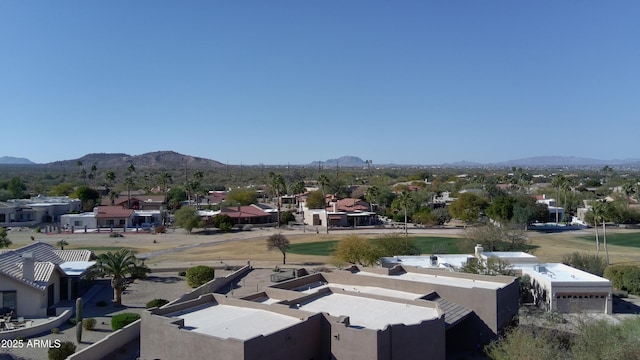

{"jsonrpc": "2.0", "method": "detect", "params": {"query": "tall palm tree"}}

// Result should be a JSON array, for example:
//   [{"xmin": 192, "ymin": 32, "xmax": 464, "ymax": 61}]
[
  {"xmin": 124, "ymin": 177, "xmax": 135, "ymax": 209},
  {"xmin": 268, "ymin": 172, "xmax": 286, "ymax": 227},
  {"xmin": 551, "ymin": 175, "xmax": 568, "ymax": 224},
  {"xmin": 88, "ymin": 249, "xmax": 145, "ymax": 306},
  {"xmin": 158, "ymin": 171, "xmax": 172, "ymax": 207},
  {"xmin": 593, "ymin": 200, "xmax": 612, "ymax": 264},
  {"xmin": 318, "ymin": 174, "xmax": 330, "ymax": 233},
  {"xmin": 105, "ymin": 171, "xmax": 116, "ymax": 188},
  {"xmin": 397, "ymin": 191, "xmax": 413, "ymax": 237},
  {"xmin": 89, "ymin": 164, "xmax": 98, "ymax": 188}
]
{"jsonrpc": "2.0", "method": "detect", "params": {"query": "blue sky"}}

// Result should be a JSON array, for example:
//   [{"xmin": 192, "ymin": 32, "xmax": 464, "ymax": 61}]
[{"xmin": 1, "ymin": 1, "xmax": 639, "ymax": 165}]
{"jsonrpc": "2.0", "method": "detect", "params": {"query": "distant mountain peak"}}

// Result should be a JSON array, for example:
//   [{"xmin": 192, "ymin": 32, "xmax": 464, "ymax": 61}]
[
  {"xmin": 0, "ymin": 156, "xmax": 35, "ymax": 164},
  {"xmin": 310, "ymin": 156, "xmax": 368, "ymax": 168}
]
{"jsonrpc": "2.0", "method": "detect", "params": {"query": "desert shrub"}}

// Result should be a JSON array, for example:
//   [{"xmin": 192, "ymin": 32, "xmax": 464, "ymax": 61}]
[
  {"xmin": 95, "ymin": 300, "xmax": 108, "ymax": 307},
  {"xmin": 280, "ymin": 210, "xmax": 295, "ymax": 225},
  {"xmin": 48, "ymin": 341, "xmax": 76, "ymax": 360},
  {"xmin": 146, "ymin": 298, "xmax": 170, "ymax": 309},
  {"xmin": 109, "ymin": 232, "xmax": 124, "ymax": 238},
  {"xmin": 35, "ymin": 226, "xmax": 41, "ymax": 233},
  {"xmin": 154, "ymin": 225, "xmax": 166, "ymax": 234},
  {"xmin": 82, "ymin": 318, "xmax": 96, "ymax": 330},
  {"xmin": 178, "ymin": 271, "xmax": 186, "ymax": 276},
  {"xmin": 212, "ymin": 214, "xmax": 232, "ymax": 229},
  {"xmin": 218, "ymin": 222, "xmax": 233, "ymax": 232},
  {"xmin": 186, "ymin": 265, "xmax": 215, "ymax": 288},
  {"xmin": 562, "ymin": 252, "xmax": 607, "ymax": 276},
  {"xmin": 68, "ymin": 318, "xmax": 78, "ymax": 325},
  {"xmin": 130, "ymin": 264, "xmax": 151, "ymax": 280},
  {"xmin": 111, "ymin": 313, "xmax": 141, "ymax": 331},
  {"xmin": 603, "ymin": 265, "xmax": 640, "ymax": 294},
  {"xmin": 51, "ymin": 327, "xmax": 60, "ymax": 334}
]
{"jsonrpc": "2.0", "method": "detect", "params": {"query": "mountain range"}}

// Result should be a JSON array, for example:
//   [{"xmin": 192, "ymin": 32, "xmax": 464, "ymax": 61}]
[{"xmin": 2, "ymin": 152, "xmax": 640, "ymax": 168}]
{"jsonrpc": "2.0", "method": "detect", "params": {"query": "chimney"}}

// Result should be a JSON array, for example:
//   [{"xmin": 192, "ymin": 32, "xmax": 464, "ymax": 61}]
[
  {"xmin": 474, "ymin": 244, "xmax": 484, "ymax": 258},
  {"xmin": 22, "ymin": 252, "xmax": 35, "ymax": 282}
]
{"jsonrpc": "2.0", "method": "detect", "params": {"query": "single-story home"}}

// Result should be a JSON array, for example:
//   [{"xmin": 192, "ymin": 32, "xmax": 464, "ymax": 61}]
[{"xmin": 0, "ymin": 242, "xmax": 94, "ymax": 317}]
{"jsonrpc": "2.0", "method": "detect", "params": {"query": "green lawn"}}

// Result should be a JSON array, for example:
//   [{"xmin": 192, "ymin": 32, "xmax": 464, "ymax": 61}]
[
  {"xmin": 289, "ymin": 241, "xmax": 339, "ymax": 256},
  {"xmin": 578, "ymin": 231, "xmax": 640, "ymax": 248},
  {"xmin": 289, "ymin": 236, "xmax": 465, "ymax": 256},
  {"xmin": 412, "ymin": 237, "xmax": 465, "ymax": 254}
]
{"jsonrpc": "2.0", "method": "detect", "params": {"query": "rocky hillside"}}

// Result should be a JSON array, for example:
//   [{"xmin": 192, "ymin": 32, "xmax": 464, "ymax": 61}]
[{"xmin": 43, "ymin": 151, "xmax": 225, "ymax": 170}]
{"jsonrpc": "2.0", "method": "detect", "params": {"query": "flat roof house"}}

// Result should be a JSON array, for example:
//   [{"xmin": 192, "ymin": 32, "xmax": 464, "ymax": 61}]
[{"xmin": 141, "ymin": 265, "xmax": 519, "ymax": 360}]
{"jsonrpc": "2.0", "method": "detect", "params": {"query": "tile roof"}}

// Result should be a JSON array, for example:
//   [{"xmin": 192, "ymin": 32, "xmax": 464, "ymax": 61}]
[
  {"xmin": 53, "ymin": 249, "xmax": 92, "ymax": 262},
  {"xmin": 220, "ymin": 206, "xmax": 270, "ymax": 218},
  {"xmin": 0, "ymin": 242, "xmax": 94, "ymax": 291},
  {"xmin": 334, "ymin": 198, "xmax": 370, "ymax": 212},
  {"xmin": 95, "ymin": 206, "xmax": 134, "ymax": 218}
]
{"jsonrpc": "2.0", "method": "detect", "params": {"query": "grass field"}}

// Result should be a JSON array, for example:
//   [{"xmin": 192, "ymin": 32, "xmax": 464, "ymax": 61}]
[
  {"xmin": 577, "ymin": 231, "xmax": 640, "ymax": 248},
  {"xmin": 288, "ymin": 236, "xmax": 465, "ymax": 256}
]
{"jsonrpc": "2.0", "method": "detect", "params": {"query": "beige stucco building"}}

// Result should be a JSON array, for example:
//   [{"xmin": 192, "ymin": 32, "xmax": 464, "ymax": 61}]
[{"xmin": 141, "ymin": 265, "xmax": 519, "ymax": 360}]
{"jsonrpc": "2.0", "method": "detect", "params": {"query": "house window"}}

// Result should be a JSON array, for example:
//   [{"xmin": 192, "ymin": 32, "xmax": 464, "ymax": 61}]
[
  {"xmin": 0, "ymin": 214, "xmax": 5, "ymax": 222},
  {"xmin": 74, "ymin": 221, "xmax": 83, "ymax": 227},
  {"xmin": 119, "ymin": 220, "xmax": 125, "ymax": 226},
  {"xmin": 0, "ymin": 291, "xmax": 17, "ymax": 313}
]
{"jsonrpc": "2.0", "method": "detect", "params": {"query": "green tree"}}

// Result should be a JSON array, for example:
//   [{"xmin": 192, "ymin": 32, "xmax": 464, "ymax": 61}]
[
  {"xmin": 7, "ymin": 176, "xmax": 27, "ymax": 199},
  {"xmin": 551, "ymin": 174, "xmax": 569, "ymax": 223},
  {"xmin": 449, "ymin": 192, "xmax": 488, "ymax": 224},
  {"xmin": 0, "ymin": 228, "xmax": 11, "ymax": 248},
  {"xmin": 124, "ymin": 177, "xmax": 135, "ymax": 209},
  {"xmin": 306, "ymin": 190, "xmax": 326, "ymax": 209},
  {"xmin": 267, "ymin": 233, "xmax": 290, "ymax": 264},
  {"xmin": 186, "ymin": 265, "xmax": 215, "ymax": 288},
  {"xmin": 49, "ymin": 182, "xmax": 75, "ymax": 196},
  {"xmin": 462, "ymin": 224, "xmax": 530, "ymax": 252},
  {"xmin": 486, "ymin": 196, "xmax": 515, "ymax": 223},
  {"xmin": 167, "ymin": 186, "xmax": 187, "ymax": 209},
  {"xmin": 173, "ymin": 206, "xmax": 203, "ymax": 234},
  {"xmin": 393, "ymin": 191, "xmax": 413, "ymax": 236},
  {"xmin": 372, "ymin": 234, "xmax": 419, "ymax": 256},
  {"xmin": 333, "ymin": 234, "xmax": 380, "ymax": 266},
  {"xmin": 460, "ymin": 257, "xmax": 514, "ymax": 276},
  {"xmin": 73, "ymin": 185, "xmax": 101, "ymax": 211},
  {"xmin": 562, "ymin": 252, "xmax": 607, "ymax": 277},
  {"xmin": 87, "ymin": 249, "xmax": 147, "ymax": 306},
  {"xmin": 212, "ymin": 213, "xmax": 233, "ymax": 230},
  {"xmin": 225, "ymin": 188, "xmax": 258, "ymax": 206}
]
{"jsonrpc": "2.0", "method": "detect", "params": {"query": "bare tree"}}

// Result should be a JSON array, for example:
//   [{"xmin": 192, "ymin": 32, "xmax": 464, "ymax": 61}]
[{"xmin": 267, "ymin": 233, "xmax": 290, "ymax": 264}]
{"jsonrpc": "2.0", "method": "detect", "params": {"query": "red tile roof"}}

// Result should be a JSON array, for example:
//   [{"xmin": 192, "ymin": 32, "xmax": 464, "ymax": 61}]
[
  {"xmin": 220, "ymin": 206, "xmax": 269, "ymax": 218},
  {"xmin": 95, "ymin": 206, "xmax": 134, "ymax": 218}
]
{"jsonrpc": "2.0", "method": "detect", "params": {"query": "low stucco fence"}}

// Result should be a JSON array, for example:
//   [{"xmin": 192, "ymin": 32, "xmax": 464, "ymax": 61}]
[
  {"xmin": 67, "ymin": 319, "xmax": 140, "ymax": 360},
  {"xmin": 167, "ymin": 264, "xmax": 252, "ymax": 305},
  {"xmin": 0, "ymin": 309, "xmax": 73, "ymax": 340}
]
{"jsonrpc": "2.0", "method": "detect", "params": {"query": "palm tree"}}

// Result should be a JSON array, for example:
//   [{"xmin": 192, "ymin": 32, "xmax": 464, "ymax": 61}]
[
  {"xmin": 89, "ymin": 164, "xmax": 98, "ymax": 188},
  {"xmin": 124, "ymin": 177, "xmax": 135, "ymax": 209},
  {"xmin": 365, "ymin": 186, "xmax": 379, "ymax": 212},
  {"xmin": 88, "ymin": 249, "xmax": 146, "ymax": 306},
  {"xmin": 105, "ymin": 171, "xmax": 116, "ymax": 190},
  {"xmin": 158, "ymin": 171, "xmax": 172, "ymax": 207},
  {"xmin": 551, "ymin": 175, "xmax": 568, "ymax": 224},
  {"xmin": 318, "ymin": 174, "xmax": 330, "ymax": 233},
  {"xmin": 593, "ymin": 200, "xmax": 611, "ymax": 264},
  {"xmin": 397, "ymin": 191, "xmax": 413, "ymax": 237},
  {"xmin": 268, "ymin": 172, "xmax": 286, "ymax": 227}
]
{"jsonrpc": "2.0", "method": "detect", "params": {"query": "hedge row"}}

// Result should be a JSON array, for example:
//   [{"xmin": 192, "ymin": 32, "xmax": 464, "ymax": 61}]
[{"xmin": 603, "ymin": 265, "xmax": 640, "ymax": 295}]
